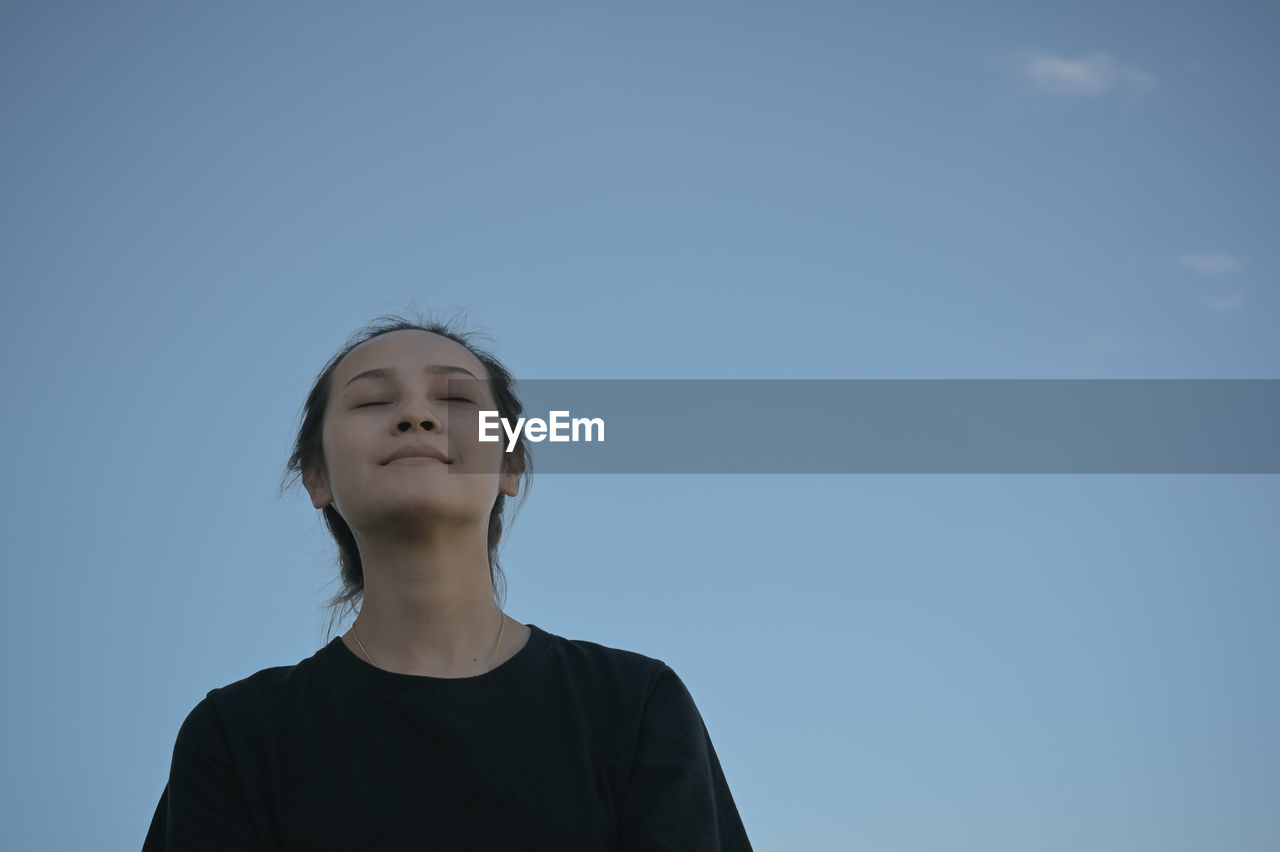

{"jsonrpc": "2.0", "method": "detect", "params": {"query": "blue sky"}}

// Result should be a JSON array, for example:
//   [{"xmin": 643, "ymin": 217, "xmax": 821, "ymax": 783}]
[{"xmin": 2, "ymin": 2, "xmax": 1277, "ymax": 850}]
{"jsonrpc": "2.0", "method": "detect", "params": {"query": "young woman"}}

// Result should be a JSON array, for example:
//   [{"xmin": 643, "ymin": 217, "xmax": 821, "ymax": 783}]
[{"xmin": 143, "ymin": 316, "xmax": 753, "ymax": 851}]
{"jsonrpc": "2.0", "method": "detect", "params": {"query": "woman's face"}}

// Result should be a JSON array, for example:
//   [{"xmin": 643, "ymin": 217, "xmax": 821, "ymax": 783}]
[{"xmin": 302, "ymin": 329, "xmax": 521, "ymax": 538}]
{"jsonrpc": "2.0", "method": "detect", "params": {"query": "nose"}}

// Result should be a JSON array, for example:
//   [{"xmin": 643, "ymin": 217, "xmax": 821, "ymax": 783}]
[
  {"xmin": 394, "ymin": 397, "xmax": 443, "ymax": 433},
  {"xmin": 397, "ymin": 419, "xmax": 434, "ymax": 433}
]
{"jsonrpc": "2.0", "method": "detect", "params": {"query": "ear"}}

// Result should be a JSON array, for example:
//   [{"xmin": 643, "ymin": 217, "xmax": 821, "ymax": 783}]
[
  {"xmin": 499, "ymin": 447, "xmax": 525, "ymax": 498},
  {"xmin": 302, "ymin": 464, "xmax": 333, "ymax": 510}
]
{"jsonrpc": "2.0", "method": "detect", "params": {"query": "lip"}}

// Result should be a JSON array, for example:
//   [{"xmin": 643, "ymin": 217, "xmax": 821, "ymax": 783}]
[{"xmin": 381, "ymin": 445, "xmax": 451, "ymax": 465}]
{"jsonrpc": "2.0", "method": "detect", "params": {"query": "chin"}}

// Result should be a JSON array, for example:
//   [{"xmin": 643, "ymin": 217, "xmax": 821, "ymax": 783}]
[{"xmin": 378, "ymin": 492, "xmax": 491, "ymax": 526}]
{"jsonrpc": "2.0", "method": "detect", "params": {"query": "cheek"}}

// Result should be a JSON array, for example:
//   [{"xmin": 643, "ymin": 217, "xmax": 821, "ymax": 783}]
[
  {"xmin": 451, "ymin": 416, "xmax": 503, "ymax": 471},
  {"xmin": 318, "ymin": 430, "xmax": 339, "ymax": 480},
  {"xmin": 318, "ymin": 426, "xmax": 359, "ymax": 491},
  {"xmin": 482, "ymin": 440, "xmax": 520, "ymax": 478}
]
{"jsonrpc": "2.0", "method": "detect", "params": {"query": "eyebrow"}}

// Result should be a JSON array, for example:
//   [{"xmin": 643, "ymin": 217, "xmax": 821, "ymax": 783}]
[{"xmin": 342, "ymin": 365, "xmax": 483, "ymax": 390}]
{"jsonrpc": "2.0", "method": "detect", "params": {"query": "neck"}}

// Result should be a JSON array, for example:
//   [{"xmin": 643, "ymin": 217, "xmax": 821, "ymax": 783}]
[{"xmin": 344, "ymin": 528, "xmax": 519, "ymax": 677}]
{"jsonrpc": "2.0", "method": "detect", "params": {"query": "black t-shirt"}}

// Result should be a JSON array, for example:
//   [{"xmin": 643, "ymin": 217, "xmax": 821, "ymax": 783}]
[{"xmin": 143, "ymin": 624, "xmax": 752, "ymax": 850}]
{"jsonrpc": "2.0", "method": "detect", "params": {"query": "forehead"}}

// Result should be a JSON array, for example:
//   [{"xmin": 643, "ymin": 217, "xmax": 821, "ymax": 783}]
[{"xmin": 331, "ymin": 329, "xmax": 490, "ymax": 386}]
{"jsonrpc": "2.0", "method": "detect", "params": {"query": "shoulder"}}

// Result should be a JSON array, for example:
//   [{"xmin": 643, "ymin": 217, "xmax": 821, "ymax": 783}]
[
  {"xmin": 537, "ymin": 627, "xmax": 668, "ymax": 682},
  {"xmin": 533, "ymin": 626, "xmax": 694, "ymax": 711},
  {"xmin": 207, "ymin": 659, "xmax": 307, "ymax": 706},
  {"xmin": 178, "ymin": 647, "xmax": 327, "ymax": 737}
]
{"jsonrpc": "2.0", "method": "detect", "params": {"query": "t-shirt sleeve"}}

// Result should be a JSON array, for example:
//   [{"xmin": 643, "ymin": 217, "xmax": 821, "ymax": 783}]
[
  {"xmin": 146, "ymin": 694, "xmax": 265, "ymax": 851},
  {"xmin": 619, "ymin": 665, "xmax": 753, "ymax": 852}
]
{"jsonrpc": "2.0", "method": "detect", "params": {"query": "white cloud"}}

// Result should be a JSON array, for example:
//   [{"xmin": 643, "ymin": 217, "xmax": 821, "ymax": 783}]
[
  {"xmin": 1179, "ymin": 251, "xmax": 1249, "ymax": 312},
  {"xmin": 1201, "ymin": 288, "xmax": 1247, "ymax": 312},
  {"xmin": 1020, "ymin": 51, "xmax": 1154, "ymax": 96},
  {"xmin": 1179, "ymin": 251, "xmax": 1246, "ymax": 279}
]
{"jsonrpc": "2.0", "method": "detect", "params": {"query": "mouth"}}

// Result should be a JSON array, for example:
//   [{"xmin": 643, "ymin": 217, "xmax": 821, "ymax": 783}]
[{"xmin": 381, "ymin": 446, "xmax": 451, "ymax": 465}]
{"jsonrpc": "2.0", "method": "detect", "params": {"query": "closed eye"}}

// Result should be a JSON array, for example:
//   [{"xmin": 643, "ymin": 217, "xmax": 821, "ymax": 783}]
[{"xmin": 356, "ymin": 399, "xmax": 472, "ymax": 407}]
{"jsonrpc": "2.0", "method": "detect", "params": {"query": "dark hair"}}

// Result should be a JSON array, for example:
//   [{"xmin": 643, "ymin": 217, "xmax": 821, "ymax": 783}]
[{"xmin": 282, "ymin": 313, "xmax": 533, "ymax": 632}]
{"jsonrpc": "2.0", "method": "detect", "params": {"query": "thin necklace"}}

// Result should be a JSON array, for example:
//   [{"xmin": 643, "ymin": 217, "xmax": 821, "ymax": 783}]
[{"xmin": 350, "ymin": 612, "xmax": 507, "ymax": 673}]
